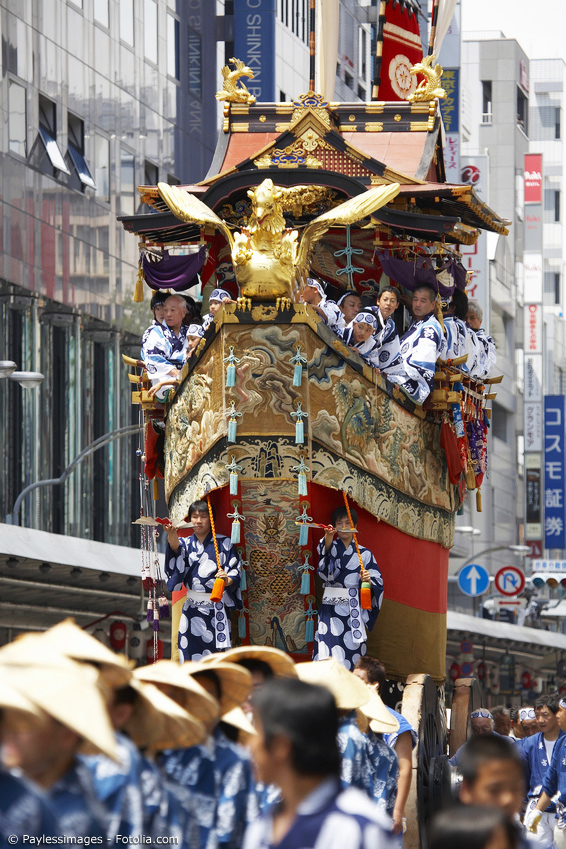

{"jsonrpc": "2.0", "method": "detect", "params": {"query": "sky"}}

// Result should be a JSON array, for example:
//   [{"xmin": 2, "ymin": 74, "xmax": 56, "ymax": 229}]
[{"xmin": 460, "ymin": 0, "xmax": 566, "ymax": 62}]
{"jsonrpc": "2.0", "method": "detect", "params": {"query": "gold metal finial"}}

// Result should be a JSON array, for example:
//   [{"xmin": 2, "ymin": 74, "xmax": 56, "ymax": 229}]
[
  {"xmin": 216, "ymin": 57, "xmax": 257, "ymax": 105},
  {"xmin": 407, "ymin": 55, "xmax": 445, "ymax": 103}
]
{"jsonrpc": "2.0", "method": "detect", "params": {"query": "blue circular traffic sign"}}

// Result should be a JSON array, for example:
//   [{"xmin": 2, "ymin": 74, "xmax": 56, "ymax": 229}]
[{"xmin": 457, "ymin": 563, "xmax": 490, "ymax": 597}]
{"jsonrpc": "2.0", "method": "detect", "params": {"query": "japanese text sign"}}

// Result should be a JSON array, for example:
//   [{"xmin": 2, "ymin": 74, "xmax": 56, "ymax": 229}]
[{"xmin": 544, "ymin": 396, "xmax": 566, "ymax": 549}]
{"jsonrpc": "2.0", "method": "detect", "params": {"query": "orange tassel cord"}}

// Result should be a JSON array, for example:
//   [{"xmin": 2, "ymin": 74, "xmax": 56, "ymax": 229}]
[
  {"xmin": 207, "ymin": 495, "xmax": 225, "ymax": 603},
  {"xmin": 342, "ymin": 491, "xmax": 372, "ymax": 610}
]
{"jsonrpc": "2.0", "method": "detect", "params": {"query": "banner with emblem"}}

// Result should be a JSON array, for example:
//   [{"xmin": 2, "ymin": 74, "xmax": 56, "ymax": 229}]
[{"xmin": 373, "ymin": 0, "xmax": 424, "ymax": 101}]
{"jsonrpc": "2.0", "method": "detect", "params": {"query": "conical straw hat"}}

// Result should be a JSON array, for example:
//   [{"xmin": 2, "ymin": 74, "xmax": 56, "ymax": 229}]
[
  {"xmin": 0, "ymin": 677, "xmax": 40, "ymax": 716},
  {"xmin": 295, "ymin": 658, "xmax": 370, "ymax": 710},
  {"xmin": 186, "ymin": 659, "xmax": 252, "ymax": 714},
  {"xmin": 359, "ymin": 687, "xmax": 399, "ymax": 734},
  {"xmin": 42, "ymin": 619, "xmax": 133, "ymax": 687},
  {"xmin": 221, "ymin": 706, "xmax": 257, "ymax": 737},
  {"xmin": 133, "ymin": 660, "xmax": 219, "ymax": 721},
  {"xmin": 217, "ymin": 646, "xmax": 297, "ymax": 678},
  {"xmin": 125, "ymin": 679, "xmax": 206, "ymax": 750}
]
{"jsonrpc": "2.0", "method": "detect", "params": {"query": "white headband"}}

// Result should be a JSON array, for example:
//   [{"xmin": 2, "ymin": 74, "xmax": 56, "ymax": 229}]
[
  {"xmin": 353, "ymin": 311, "xmax": 378, "ymax": 331},
  {"xmin": 519, "ymin": 708, "xmax": 536, "ymax": 721},
  {"xmin": 470, "ymin": 709, "xmax": 493, "ymax": 720}
]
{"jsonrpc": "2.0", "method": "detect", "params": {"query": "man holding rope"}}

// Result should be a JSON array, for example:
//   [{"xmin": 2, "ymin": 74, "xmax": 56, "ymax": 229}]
[
  {"xmin": 313, "ymin": 500, "xmax": 384, "ymax": 670},
  {"xmin": 163, "ymin": 499, "xmax": 242, "ymax": 662}
]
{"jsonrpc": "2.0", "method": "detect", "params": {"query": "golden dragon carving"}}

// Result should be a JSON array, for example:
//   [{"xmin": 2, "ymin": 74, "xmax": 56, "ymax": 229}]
[
  {"xmin": 407, "ymin": 55, "xmax": 446, "ymax": 103},
  {"xmin": 215, "ymin": 57, "xmax": 257, "ymax": 105}
]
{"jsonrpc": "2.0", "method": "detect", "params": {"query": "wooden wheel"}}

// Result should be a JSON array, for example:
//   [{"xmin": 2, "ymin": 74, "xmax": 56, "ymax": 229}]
[
  {"xmin": 449, "ymin": 677, "xmax": 483, "ymax": 758},
  {"xmin": 402, "ymin": 674, "xmax": 451, "ymax": 849}
]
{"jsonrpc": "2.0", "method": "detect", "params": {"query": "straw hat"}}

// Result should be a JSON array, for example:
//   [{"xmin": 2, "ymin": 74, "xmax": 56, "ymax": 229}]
[
  {"xmin": 215, "ymin": 645, "xmax": 298, "ymax": 678},
  {"xmin": 295, "ymin": 659, "xmax": 370, "ymax": 710},
  {"xmin": 359, "ymin": 687, "xmax": 400, "ymax": 734},
  {"xmin": 0, "ymin": 658, "xmax": 118, "ymax": 761},
  {"xmin": 133, "ymin": 660, "xmax": 219, "ymax": 721},
  {"xmin": 0, "ymin": 677, "xmax": 40, "ymax": 716},
  {"xmin": 125, "ymin": 679, "xmax": 205, "ymax": 750},
  {"xmin": 42, "ymin": 619, "xmax": 133, "ymax": 687},
  {"xmin": 185, "ymin": 660, "xmax": 252, "ymax": 715},
  {"xmin": 222, "ymin": 706, "xmax": 257, "ymax": 737}
]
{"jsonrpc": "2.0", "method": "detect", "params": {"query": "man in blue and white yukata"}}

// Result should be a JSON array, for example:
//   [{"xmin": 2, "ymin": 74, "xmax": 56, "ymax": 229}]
[
  {"xmin": 467, "ymin": 299, "xmax": 497, "ymax": 379},
  {"xmin": 164, "ymin": 499, "xmax": 242, "ymax": 663},
  {"xmin": 368, "ymin": 287, "xmax": 402, "ymax": 372},
  {"xmin": 338, "ymin": 310, "xmax": 380, "ymax": 365},
  {"xmin": 141, "ymin": 293, "xmax": 190, "ymax": 399},
  {"xmin": 300, "ymin": 277, "xmax": 345, "ymax": 333},
  {"xmin": 314, "ymin": 506, "xmax": 383, "ymax": 671},
  {"xmin": 386, "ymin": 285, "xmax": 447, "ymax": 404}
]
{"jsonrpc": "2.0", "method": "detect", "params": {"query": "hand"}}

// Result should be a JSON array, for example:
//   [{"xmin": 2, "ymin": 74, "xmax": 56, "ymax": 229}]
[
  {"xmin": 215, "ymin": 568, "xmax": 233, "ymax": 587},
  {"xmin": 525, "ymin": 809, "xmax": 542, "ymax": 833},
  {"xmin": 391, "ymin": 809, "xmax": 403, "ymax": 835},
  {"xmin": 323, "ymin": 526, "xmax": 336, "ymax": 551},
  {"xmin": 360, "ymin": 568, "xmax": 371, "ymax": 583}
]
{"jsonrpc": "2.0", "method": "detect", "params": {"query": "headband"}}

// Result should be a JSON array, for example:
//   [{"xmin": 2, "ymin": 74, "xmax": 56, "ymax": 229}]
[
  {"xmin": 186, "ymin": 324, "xmax": 204, "ymax": 337},
  {"xmin": 353, "ymin": 311, "xmax": 378, "ymax": 331},
  {"xmin": 337, "ymin": 291, "xmax": 360, "ymax": 306},
  {"xmin": 519, "ymin": 707, "xmax": 536, "ymax": 721},
  {"xmin": 306, "ymin": 278, "xmax": 326, "ymax": 298},
  {"xmin": 560, "ymin": 699, "xmax": 566, "ymax": 711},
  {"xmin": 470, "ymin": 709, "xmax": 493, "ymax": 720},
  {"xmin": 210, "ymin": 288, "xmax": 231, "ymax": 302}
]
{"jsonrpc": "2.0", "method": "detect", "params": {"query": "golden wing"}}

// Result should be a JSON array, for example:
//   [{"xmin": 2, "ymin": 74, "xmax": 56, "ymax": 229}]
[
  {"xmin": 157, "ymin": 182, "xmax": 233, "ymax": 248},
  {"xmin": 296, "ymin": 182, "xmax": 401, "ymax": 269}
]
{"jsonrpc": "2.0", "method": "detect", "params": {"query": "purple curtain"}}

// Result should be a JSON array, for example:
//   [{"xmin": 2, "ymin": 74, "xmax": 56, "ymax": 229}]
[
  {"xmin": 378, "ymin": 252, "xmax": 467, "ymax": 296},
  {"xmin": 142, "ymin": 248, "xmax": 207, "ymax": 292}
]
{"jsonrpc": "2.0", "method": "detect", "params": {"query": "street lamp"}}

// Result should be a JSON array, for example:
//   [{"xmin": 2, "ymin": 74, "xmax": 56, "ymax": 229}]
[{"xmin": 0, "ymin": 360, "xmax": 44, "ymax": 388}]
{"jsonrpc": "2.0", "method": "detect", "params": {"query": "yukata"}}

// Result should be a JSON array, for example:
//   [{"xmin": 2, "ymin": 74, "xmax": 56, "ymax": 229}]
[
  {"xmin": 386, "ymin": 312, "xmax": 447, "ymax": 404},
  {"xmin": 314, "ymin": 537, "xmax": 383, "ymax": 670},
  {"xmin": 0, "ymin": 768, "xmax": 60, "ymax": 845},
  {"xmin": 46, "ymin": 761, "xmax": 107, "ymax": 840},
  {"xmin": 366, "ymin": 312, "xmax": 402, "ymax": 371},
  {"xmin": 383, "ymin": 708, "xmax": 417, "ymax": 751},
  {"xmin": 161, "ymin": 726, "xmax": 259, "ymax": 849},
  {"xmin": 142, "ymin": 322, "xmax": 189, "ymax": 385},
  {"xmin": 472, "ymin": 328, "xmax": 497, "ymax": 378},
  {"xmin": 242, "ymin": 778, "xmax": 394, "ymax": 849},
  {"xmin": 317, "ymin": 296, "xmax": 346, "ymax": 333},
  {"xmin": 165, "ymin": 532, "xmax": 241, "ymax": 663},
  {"xmin": 443, "ymin": 315, "xmax": 471, "ymax": 372},
  {"xmin": 524, "ymin": 731, "xmax": 566, "ymax": 848},
  {"xmin": 337, "ymin": 711, "xmax": 375, "ymax": 798},
  {"xmin": 365, "ymin": 730, "xmax": 398, "ymax": 818},
  {"xmin": 337, "ymin": 325, "xmax": 378, "ymax": 363}
]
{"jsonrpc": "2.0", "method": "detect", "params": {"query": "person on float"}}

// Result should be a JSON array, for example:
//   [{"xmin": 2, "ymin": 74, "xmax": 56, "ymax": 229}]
[
  {"xmin": 368, "ymin": 287, "xmax": 403, "ymax": 373},
  {"xmin": 141, "ymin": 291, "xmax": 168, "ymax": 347},
  {"xmin": 300, "ymin": 277, "xmax": 345, "ymax": 333},
  {"xmin": 164, "ymin": 499, "xmax": 242, "ymax": 663},
  {"xmin": 337, "ymin": 291, "xmax": 363, "ymax": 324},
  {"xmin": 467, "ymin": 299, "xmax": 497, "ymax": 379},
  {"xmin": 313, "ymin": 505, "xmax": 383, "ymax": 671},
  {"xmin": 202, "ymin": 288, "xmax": 234, "ymax": 331},
  {"xmin": 524, "ymin": 695, "xmax": 566, "ymax": 849},
  {"xmin": 142, "ymin": 293, "xmax": 190, "ymax": 399},
  {"xmin": 443, "ymin": 288, "xmax": 476, "ymax": 373},
  {"xmin": 338, "ymin": 310, "xmax": 381, "ymax": 365}
]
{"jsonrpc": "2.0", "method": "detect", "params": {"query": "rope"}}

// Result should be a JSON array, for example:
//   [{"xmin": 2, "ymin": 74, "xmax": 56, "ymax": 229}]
[
  {"xmin": 207, "ymin": 494, "xmax": 221, "ymax": 568},
  {"xmin": 342, "ymin": 491, "xmax": 364, "ymax": 573}
]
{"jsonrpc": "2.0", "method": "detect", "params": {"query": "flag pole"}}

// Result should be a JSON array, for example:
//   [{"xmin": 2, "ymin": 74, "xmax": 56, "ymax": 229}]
[{"xmin": 309, "ymin": 0, "xmax": 316, "ymax": 91}]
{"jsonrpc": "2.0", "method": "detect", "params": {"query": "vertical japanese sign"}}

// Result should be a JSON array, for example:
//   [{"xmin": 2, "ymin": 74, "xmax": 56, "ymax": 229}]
[
  {"xmin": 544, "ymin": 396, "xmax": 566, "ymax": 549},
  {"xmin": 234, "ymin": 0, "xmax": 276, "ymax": 102},
  {"xmin": 440, "ymin": 69, "xmax": 459, "ymax": 183}
]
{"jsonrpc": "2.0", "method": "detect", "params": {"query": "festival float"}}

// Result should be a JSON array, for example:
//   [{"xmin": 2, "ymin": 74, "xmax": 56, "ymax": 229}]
[{"xmin": 119, "ymin": 4, "xmax": 508, "ymax": 843}]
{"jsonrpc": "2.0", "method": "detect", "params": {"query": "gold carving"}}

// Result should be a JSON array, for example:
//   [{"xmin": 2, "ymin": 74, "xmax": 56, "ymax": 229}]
[
  {"xmin": 349, "ymin": 114, "xmax": 356, "ymax": 122},
  {"xmin": 289, "ymin": 91, "xmax": 332, "ymax": 132},
  {"xmin": 215, "ymin": 57, "xmax": 257, "ymax": 105},
  {"xmin": 364, "ymin": 122, "xmax": 384, "ymax": 132},
  {"xmin": 259, "ymin": 115, "xmax": 266, "ymax": 122},
  {"xmin": 394, "ymin": 114, "xmax": 402, "ymax": 122},
  {"xmin": 251, "ymin": 305, "xmax": 279, "ymax": 321},
  {"xmin": 407, "ymin": 55, "xmax": 446, "ymax": 103}
]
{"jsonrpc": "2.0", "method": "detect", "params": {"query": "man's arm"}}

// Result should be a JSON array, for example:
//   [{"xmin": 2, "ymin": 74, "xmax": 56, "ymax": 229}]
[{"xmin": 391, "ymin": 731, "xmax": 412, "ymax": 835}]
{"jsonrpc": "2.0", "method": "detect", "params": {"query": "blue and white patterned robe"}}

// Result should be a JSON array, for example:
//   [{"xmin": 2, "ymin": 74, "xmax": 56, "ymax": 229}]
[
  {"xmin": 338, "ymin": 712, "xmax": 375, "ymax": 798},
  {"xmin": 383, "ymin": 709, "xmax": 417, "ymax": 751},
  {"xmin": 161, "ymin": 727, "xmax": 259, "ymax": 849},
  {"xmin": 337, "ymin": 325, "xmax": 378, "ymax": 361},
  {"xmin": 365, "ymin": 730, "xmax": 398, "ymax": 818},
  {"xmin": 141, "ymin": 322, "xmax": 189, "ymax": 384},
  {"xmin": 367, "ymin": 313, "xmax": 402, "ymax": 372},
  {"xmin": 386, "ymin": 312, "xmax": 447, "ymax": 404},
  {"xmin": 242, "ymin": 778, "xmax": 394, "ymax": 849},
  {"xmin": 46, "ymin": 761, "xmax": 107, "ymax": 840},
  {"xmin": 542, "ymin": 735, "xmax": 566, "ymax": 828},
  {"xmin": 472, "ymin": 328, "xmax": 497, "ymax": 378},
  {"xmin": 443, "ymin": 316, "xmax": 471, "ymax": 371},
  {"xmin": 523, "ymin": 730, "xmax": 565, "ymax": 812},
  {"xmin": 317, "ymin": 297, "xmax": 346, "ymax": 333},
  {"xmin": 0, "ymin": 768, "xmax": 60, "ymax": 843},
  {"xmin": 314, "ymin": 538, "xmax": 383, "ymax": 670},
  {"xmin": 165, "ymin": 532, "xmax": 242, "ymax": 663}
]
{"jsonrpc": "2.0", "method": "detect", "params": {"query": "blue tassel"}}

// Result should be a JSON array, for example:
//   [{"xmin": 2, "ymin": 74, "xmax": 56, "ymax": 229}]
[
  {"xmin": 228, "ymin": 418, "xmax": 237, "ymax": 442},
  {"xmin": 226, "ymin": 363, "xmax": 236, "ymax": 387},
  {"xmin": 231, "ymin": 520, "xmax": 241, "ymax": 544},
  {"xmin": 146, "ymin": 598, "xmax": 153, "ymax": 623},
  {"xmin": 298, "ymin": 473, "xmax": 307, "ymax": 496},
  {"xmin": 305, "ymin": 617, "xmax": 314, "ymax": 642},
  {"xmin": 299, "ymin": 524, "xmax": 308, "ymax": 546},
  {"xmin": 301, "ymin": 570, "xmax": 310, "ymax": 594},
  {"xmin": 238, "ymin": 612, "xmax": 246, "ymax": 638},
  {"xmin": 295, "ymin": 420, "xmax": 304, "ymax": 444},
  {"xmin": 240, "ymin": 568, "xmax": 247, "ymax": 591},
  {"xmin": 230, "ymin": 472, "xmax": 238, "ymax": 495},
  {"xmin": 293, "ymin": 363, "xmax": 303, "ymax": 386}
]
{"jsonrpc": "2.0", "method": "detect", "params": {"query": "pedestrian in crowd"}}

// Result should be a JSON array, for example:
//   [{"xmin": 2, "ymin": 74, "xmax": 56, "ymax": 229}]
[
  {"xmin": 300, "ymin": 277, "xmax": 345, "ymax": 333},
  {"xmin": 429, "ymin": 806, "xmax": 520, "ymax": 849},
  {"xmin": 524, "ymin": 696, "xmax": 566, "ymax": 848},
  {"xmin": 492, "ymin": 707, "xmax": 512, "ymax": 737},
  {"xmin": 354, "ymin": 656, "xmax": 417, "ymax": 835},
  {"xmin": 450, "ymin": 709, "xmax": 500, "ymax": 767},
  {"xmin": 313, "ymin": 505, "xmax": 383, "ymax": 670},
  {"xmin": 522, "ymin": 693, "xmax": 565, "ymax": 848},
  {"xmin": 242, "ymin": 677, "xmax": 394, "ymax": 849},
  {"xmin": 358, "ymin": 686, "xmax": 401, "ymax": 821},
  {"xmin": 458, "ymin": 735, "xmax": 526, "ymax": 821},
  {"xmin": 510, "ymin": 708, "xmax": 538, "ymax": 741},
  {"xmin": 164, "ymin": 499, "xmax": 242, "ymax": 662}
]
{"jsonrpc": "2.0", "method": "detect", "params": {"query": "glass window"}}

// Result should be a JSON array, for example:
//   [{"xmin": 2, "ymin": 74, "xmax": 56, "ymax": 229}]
[
  {"xmin": 120, "ymin": 149, "xmax": 135, "ymax": 215},
  {"xmin": 120, "ymin": 0, "xmax": 134, "ymax": 46},
  {"xmin": 144, "ymin": 160, "xmax": 158, "ymax": 185},
  {"xmin": 167, "ymin": 13, "xmax": 180, "ymax": 79},
  {"xmin": 8, "ymin": 80, "xmax": 27, "ymax": 157},
  {"xmin": 94, "ymin": 134, "xmax": 110, "ymax": 202},
  {"xmin": 38, "ymin": 95, "xmax": 70, "ymax": 174},
  {"xmin": 482, "ymin": 80, "xmax": 492, "ymax": 123},
  {"xmin": 144, "ymin": 0, "xmax": 158, "ymax": 64},
  {"xmin": 94, "ymin": 0, "xmax": 109, "ymax": 27}
]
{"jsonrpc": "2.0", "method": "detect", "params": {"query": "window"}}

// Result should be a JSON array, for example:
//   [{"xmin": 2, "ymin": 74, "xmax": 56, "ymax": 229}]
[
  {"xmin": 8, "ymin": 80, "xmax": 27, "ymax": 157},
  {"xmin": 120, "ymin": 0, "xmax": 134, "ymax": 46},
  {"xmin": 482, "ymin": 80, "xmax": 492, "ymax": 123},
  {"xmin": 144, "ymin": 160, "xmax": 158, "ymax": 186},
  {"xmin": 556, "ymin": 107, "xmax": 561, "ymax": 140},
  {"xmin": 38, "ymin": 94, "xmax": 70, "ymax": 174},
  {"xmin": 120, "ymin": 149, "xmax": 135, "ymax": 215},
  {"xmin": 544, "ymin": 271, "xmax": 561, "ymax": 305},
  {"xmin": 555, "ymin": 190, "xmax": 561, "ymax": 222},
  {"xmin": 67, "ymin": 113, "xmax": 96, "ymax": 190},
  {"xmin": 344, "ymin": 71, "xmax": 353, "ymax": 89},
  {"xmin": 94, "ymin": 134, "xmax": 110, "ymax": 202},
  {"xmin": 167, "ymin": 14, "xmax": 180, "ymax": 79},
  {"xmin": 144, "ymin": 0, "xmax": 158, "ymax": 64},
  {"xmin": 280, "ymin": 90, "xmax": 286, "ymax": 102},
  {"xmin": 94, "ymin": 0, "xmax": 109, "ymax": 27},
  {"xmin": 357, "ymin": 84, "xmax": 366, "ymax": 101},
  {"xmin": 491, "ymin": 402, "xmax": 509, "ymax": 443},
  {"xmin": 517, "ymin": 87, "xmax": 528, "ymax": 134},
  {"xmin": 359, "ymin": 27, "xmax": 367, "ymax": 80}
]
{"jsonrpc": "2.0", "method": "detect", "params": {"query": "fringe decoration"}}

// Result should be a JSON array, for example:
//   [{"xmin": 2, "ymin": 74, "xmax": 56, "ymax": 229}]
[
  {"xmin": 152, "ymin": 478, "xmax": 160, "ymax": 500},
  {"xmin": 291, "ymin": 402, "xmax": 308, "ymax": 446},
  {"xmin": 292, "ymin": 455, "xmax": 310, "ymax": 497},
  {"xmin": 224, "ymin": 346, "xmax": 241, "ymax": 388},
  {"xmin": 238, "ymin": 610, "xmax": 247, "ymax": 639},
  {"xmin": 476, "ymin": 488, "xmax": 482, "ymax": 512},
  {"xmin": 210, "ymin": 577, "xmax": 225, "ymax": 603},
  {"xmin": 240, "ymin": 566, "xmax": 247, "ymax": 591},
  {"xmin": 342, "ymin": 491, "xmax": 369, "ymax": 612},
  {"xmin": 299, "ymin": 524, "xmax": 309, "ymax": 546},
  {"xmin": 300, "ymin": 553, "xmax": 313, "ymax": 594},
  {"xmin": 158, "ymin": 596, "xmax": 169, "ymax": 618},
  {"xmin": 304, "ymin": 601, "xmax": 317, "ymax": 643},
  {"xmin": 146, "ymin": 598, "xmax": 153, "ymax": 623},
  {"xmin": 295, "ymin": 504, "xmax": 313, "ymax": 546},
  {"xmin": 291, "ymin": 346, "xmax": 307, "ymax": 387},
  {"xmin": 227, "ymin": 503, "xmax": 245, "ymax": 547},
  {"xmin": 226, "ymin": 402, "xmax": 242, "ymax": 444},
  {"xmin": 226, "ymin": 456, "xmax": 243, "ymax": 496},
  {"xmin": 134, "ymin": 262, "xmax": 145, "ymax": 303},
  {"xmin": 360, "ymin": 582, "xmax": 372, "ymax": 610}
]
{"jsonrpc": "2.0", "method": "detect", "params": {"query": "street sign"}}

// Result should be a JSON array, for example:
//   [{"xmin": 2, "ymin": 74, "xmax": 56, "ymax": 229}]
[
  {"xmin": 457, "ymin": 563, "xmax": 490, "ymax": 597},
  {"xmin": 527, "ymin": 540, "xmax": 543, "ymax": 558},
  {"xmin": 495, "ymin": 566, "xmax": 525, "ymax": 597}
]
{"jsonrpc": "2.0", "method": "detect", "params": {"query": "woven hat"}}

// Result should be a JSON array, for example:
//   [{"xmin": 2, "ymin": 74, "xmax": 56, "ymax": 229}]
[
  {"xmin": 185, "ymin": 660, "xmax": 252, "ymax": 715},
  {"xmin": 0, "ymin": 677, "xmax": 40, "ymax": 716},
  {"xmin": 125, "ymin": 679, "xmax": 205, "ymax": 750},
  {"xmin": 295, "ymin": 659, "xmax": 370, "ymax": 710},
  {"xmin": 213, "ymin": 645, "xmax": 298, "ymax": 679},
  {"xmin": 359, "ymin": 687, "xmax": 400, "ymax": 734},
  {"xmin": 0, "ymin": 657, "xmax": 118, "ymax": 761},
  {"xmin": 222, "ymin": 706, "xmax": 257, "ymax": 737},
  {"xmin": 133, "ymin": 660, "xmax": 219, "ymax": 721},
  {"xmin": 42, "ymin": 619, "xmax": 133, "ymax": 687}
]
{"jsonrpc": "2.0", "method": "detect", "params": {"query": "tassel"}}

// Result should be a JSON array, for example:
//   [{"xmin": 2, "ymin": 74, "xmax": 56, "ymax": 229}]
[
  {"xmin": 134, "ymin": 263, "xmax": 145, "ymax": 303},
  {"xmin": 231, "ymin": 520, "xmax": 241, "ymax": 544},
  {"xmin": 210, "ymin": 576, "xmax": 225, "ymax": 603},
  {"xmin": 299, "ymin": 524, "xmax": 308, "ymax": 546},
  {"xmin": 301, "ymin": 570, "xmax": 311, "ymax": 594},
  {"xmin": 360, "ymin": 582, "xmax": 372, "ymax": 610},
  {"xmin": 153, "ymin": 478, "xmax": 159, "ymax": 500},
  {"xmin": 293, "ymin": 363, "xmax": 303, "ymax": 386},
  {"xmin": 146, "ymin": 598, "xmax": 153, "ymax": 623},
  {"xmin": 230, "ymin": 472, "xmax": 238, "ymax": 495},
  {"xmin": 295, "ymin": 420, "xmax": 304, "ymax": 444},
  {"xmin": 152, "ymin": 617, "xmax": 160, "ymax": 632},
  {"xmin": 305, "ymin": 617, "xmax": 314, "ymax": 642},
  {"xmin": 240, "ymin": 567, "xmax": 247, "ymax": 591},
  {"xmin": 238, "ymin": 611, "xmax": 247, "ymax": 638},
  {"xmin": 298, "ymin": 473, "xmax": 307, "ymax": 496},
  {"xmin": 476, "ymin": 488, "xmax": 482, "ymax": 512},
  {"xmin": 158, "ymin": 595, "xmax": 169, "ymax": 618},
  {"xmin": 226, "ymin": 363, "xmax": 236, "ymax": 387},
  {"xmin": 228, "ymin": 418, "xmax": 237, "ymax": 442}
]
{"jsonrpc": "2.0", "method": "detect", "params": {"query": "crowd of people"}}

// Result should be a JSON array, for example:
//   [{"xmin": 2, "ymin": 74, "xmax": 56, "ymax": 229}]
[{"xmin": 140, "ymin": 277, "xmax": 496, "ymax": 407}]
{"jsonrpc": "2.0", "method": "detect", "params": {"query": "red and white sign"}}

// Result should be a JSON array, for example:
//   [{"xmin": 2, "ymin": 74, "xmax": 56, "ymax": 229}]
[
  {"xmin": 526, "ymin": 540, "xmax": 543, "ymax": 559},
  {"xmin": 524, "ymin": 154, "xmax": 542, "ymax": 203},
  {"xmin": 524, "ymin": 304, "xmax": 543, "ymax": 353},
  {"xmin": 495, "ymin": 566, "xmax": 526, "ymax": 597}
]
